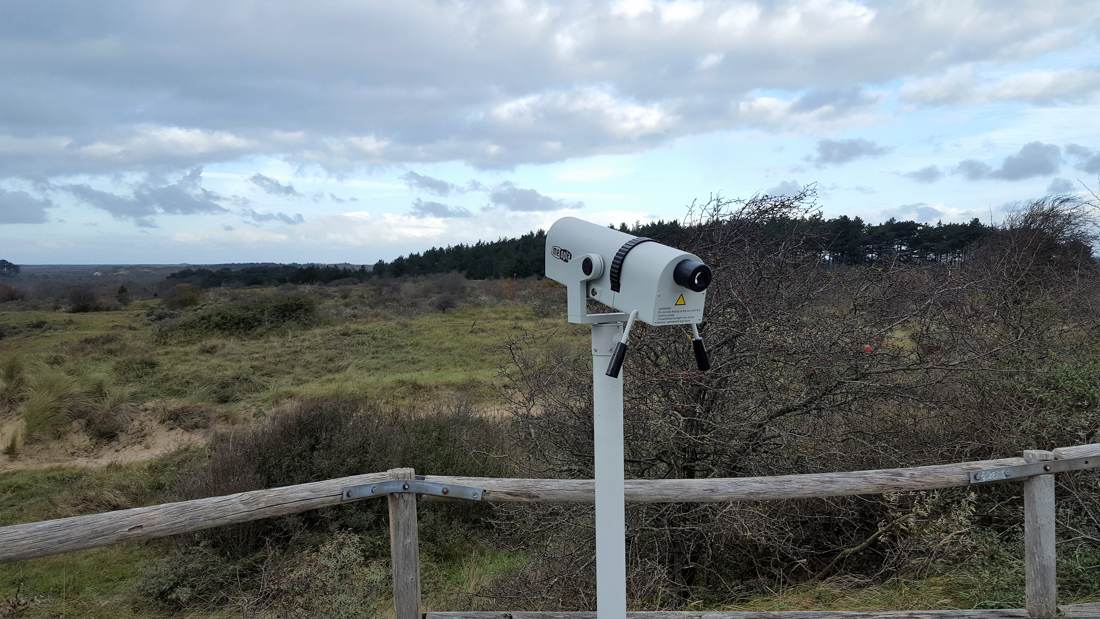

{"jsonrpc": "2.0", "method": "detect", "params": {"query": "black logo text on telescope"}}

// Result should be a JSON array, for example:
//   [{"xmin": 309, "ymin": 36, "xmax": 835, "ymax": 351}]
[{"xmin": 552, "ymin": 246, "xmax": 572, "ymax": 263}]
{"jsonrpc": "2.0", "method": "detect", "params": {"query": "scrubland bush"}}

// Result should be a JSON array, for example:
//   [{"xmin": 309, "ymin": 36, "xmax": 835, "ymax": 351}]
[
  {"xmin": 112, "ymin": 354, "xmax": 160, "ymax": 382},
  {"xmin": 0, "ymin": 356, "xmax": 25, "ymax": 407},
  {"xmin": 72, "ymin": 381, "xmax": 137, "ymax": 442},
  {"xmin": 433, "ymin": 291, "xmax": 458, "ymax": 312},
  {"xmin": 162, "ymin": 283, "xmax": 202, "ymax": 309},
  {"xmin": 0, "ymin": 282, "xmax": 22, "ymax": 303},
  {"xmin": 67, "ymin": 286, "xmax": 113, "ymax": 312},
  {"xmin": 143, "ymin": 396, "xmax": 511, "ymax": 611},
  {"xmin": 156, "ymin": 291, "xmax": 318, "ymax": 341},
  {"xmin": 258, "ymin": 532, "xmax": 388, "ymax": 617},
  {"xmin": 20, "ymin": 367, "xmax": 87, "ymax": 439},
  {"xmin": 14, "ymin": 365, "xmax": 138, "ymax": 442},
  {"xmin": 496, "ymin": 193, "xmax": 1100, "ymax": 609},
  {"xmin": 207, "ymin": 369, "xmax": 262, "ymax": 404}
]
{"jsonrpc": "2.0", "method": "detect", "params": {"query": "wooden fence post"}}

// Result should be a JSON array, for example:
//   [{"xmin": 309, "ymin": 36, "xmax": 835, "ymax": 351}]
[
  {"xmin": 388, "ymin": 467, "xmax": 421, "ymax": 619},
  {"xmin": 1023, "ymin": 450, "xmax": 1056, "ymax": 619}
]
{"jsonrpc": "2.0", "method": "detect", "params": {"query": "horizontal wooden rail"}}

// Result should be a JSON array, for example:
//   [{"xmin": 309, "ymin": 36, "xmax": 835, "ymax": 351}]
[
  {"xmin": 0, "ymin": 471, "xmax": 389, "ymax": 562},
  {"xmin": 1, "ymin": 444, "xmax": 1097, "ymax": 564},
  {"xmin": 428, "ymin": 456, "xmax": 1032, "ymax": 503}
]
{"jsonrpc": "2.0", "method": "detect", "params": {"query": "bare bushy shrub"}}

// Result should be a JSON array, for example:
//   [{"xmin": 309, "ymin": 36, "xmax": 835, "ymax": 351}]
[
  {"xmin": 144, "ymin": 396, "xmax": 513, "ymax": 610},
  {"xmin": 496, "ymin": 193, "xmax": 1100, "ymax": 609},
  {"xmin": 0, "ymin": 283, "xmax": 22, "ymax": 303},
  {"xmin": 162, "ymin": 283, "xmax": 202, "ymax": 309},
  {"xmin": 255, "ymin": 532, "xmax": 387, "ymax": 618},
  {"xmin": 433, "ymin": 291, "xmax": 458, "ymax": 312},
  {"xmin": 67, "ymin": 286, "xmax": 110, "ymax": 312}
]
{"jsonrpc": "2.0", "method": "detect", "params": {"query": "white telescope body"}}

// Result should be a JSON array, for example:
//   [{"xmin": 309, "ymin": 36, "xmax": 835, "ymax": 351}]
[
  {"xmin": 545, "ymin": 216, "xmax": 711, "ymax": 619},
  {"xmin": 545, "ymin": 217, "xmax": 709, "ymax": 326}
]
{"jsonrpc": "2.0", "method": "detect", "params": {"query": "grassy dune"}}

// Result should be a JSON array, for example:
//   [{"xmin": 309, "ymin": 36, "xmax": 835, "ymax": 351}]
[{"xmin": 0, "ymin": 287, "xmax": 579, "ymax": 616}]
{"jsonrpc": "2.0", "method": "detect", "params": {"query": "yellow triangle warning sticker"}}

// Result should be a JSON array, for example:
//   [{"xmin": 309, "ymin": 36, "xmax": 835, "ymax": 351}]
[{"xmin": 675, "ymin": 294, "xmax": 686, "ymax": 306}]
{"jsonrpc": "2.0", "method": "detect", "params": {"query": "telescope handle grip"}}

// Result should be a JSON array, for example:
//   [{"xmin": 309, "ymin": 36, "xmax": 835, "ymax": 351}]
[
  {"xmin": 692, "ymin": 338, "xmax": 711, "ymax": 372},
  {"xmin": 605, "ymin": 342, "xmax": 628, "ymax": 378}
]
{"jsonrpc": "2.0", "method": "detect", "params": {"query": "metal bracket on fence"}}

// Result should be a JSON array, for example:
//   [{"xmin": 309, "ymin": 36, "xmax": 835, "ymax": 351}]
[
  {"xmin": 969, "ymin": 456, "xmax": 1098, "ymax": 484},
  {"xmin": 342, "ymin": 479, "xmax": 484, "ymax": 502}
]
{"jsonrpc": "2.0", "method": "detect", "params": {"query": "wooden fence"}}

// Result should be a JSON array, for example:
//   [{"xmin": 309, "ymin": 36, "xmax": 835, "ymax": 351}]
[{"xmin": 1, "ymin": 443, "xmax": 1098, "ymax": 619}]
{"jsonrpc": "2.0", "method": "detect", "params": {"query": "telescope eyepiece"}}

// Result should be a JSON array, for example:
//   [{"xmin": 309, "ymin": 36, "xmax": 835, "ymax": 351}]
[{"xmin": 673, "ymin": 259, "xmax": 712, "ymax": 292}]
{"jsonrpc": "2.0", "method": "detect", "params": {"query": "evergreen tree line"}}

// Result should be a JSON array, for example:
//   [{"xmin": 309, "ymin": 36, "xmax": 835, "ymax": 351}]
[
  {"xmin": 167, "ymin": 264, "xmax": 372, "ymax": 288},
  {"xmin": 164, "ymin": 216, "xmax": 996, "ymax": 288},
  {"xmin": 370, "ymin": 215, "xmax": 993, "ymax": 276}
]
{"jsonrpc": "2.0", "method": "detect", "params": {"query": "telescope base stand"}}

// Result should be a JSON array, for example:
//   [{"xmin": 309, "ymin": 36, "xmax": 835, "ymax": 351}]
[{"xmin": 591, "ymin": 322, "xmax": 627, "ymax": 619}]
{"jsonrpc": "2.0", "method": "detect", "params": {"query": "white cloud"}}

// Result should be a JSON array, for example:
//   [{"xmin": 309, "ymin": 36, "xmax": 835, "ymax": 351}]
[
  {"xmin": 0, "ymin": 2, "xmax": 1095, "ymax": 176},
  {"xmin": 491, "ymin": 88, "xmax": 674, "ymax": 140},
  {"xmin": 659, "ymin": 1, "xmax": 704, "ymax": 24},
  {"xmin": 611, "ymin": 0, "xmax": 653, "ymax": 19},
  {"xmin": 78, "ymin": 126, "xmax": 255, "ymax": 160},
  {"xmin": 903, "ymin": 67, "xmax": 1100, "ymax": 106}
]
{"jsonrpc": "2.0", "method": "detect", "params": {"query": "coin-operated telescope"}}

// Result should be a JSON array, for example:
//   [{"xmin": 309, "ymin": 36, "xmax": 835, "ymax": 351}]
[
  {"xmin": 544, "ymin": 217, "xmax": 713, "ymax": 618},
  {"xmin": 545, "ymin": 216, "xmax": 712, "ymax": 375}
]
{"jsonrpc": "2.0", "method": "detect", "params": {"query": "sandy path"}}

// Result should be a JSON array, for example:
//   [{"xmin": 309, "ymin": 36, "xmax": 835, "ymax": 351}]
[{"xmin": 0, "ymin": 415, "xmax": 207, "ymax": 472}]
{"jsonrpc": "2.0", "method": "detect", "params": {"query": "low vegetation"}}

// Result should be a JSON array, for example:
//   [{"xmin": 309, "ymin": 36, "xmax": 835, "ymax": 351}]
[{"xmin": 1, "ymin": 194, "xmax": 1098, "ymax": 616}]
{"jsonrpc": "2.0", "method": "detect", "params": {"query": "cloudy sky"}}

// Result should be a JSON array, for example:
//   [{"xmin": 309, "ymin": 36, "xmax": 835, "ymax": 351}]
[{"xmin": 1, "ymin": 0, "xmax": 1098, "ymax": 264}]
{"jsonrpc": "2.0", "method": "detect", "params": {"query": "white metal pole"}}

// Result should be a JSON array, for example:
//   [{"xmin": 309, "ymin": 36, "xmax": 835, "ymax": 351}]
[{"xmin": 591, "ymin": 322, "xmax": 627, "ymax": 619}]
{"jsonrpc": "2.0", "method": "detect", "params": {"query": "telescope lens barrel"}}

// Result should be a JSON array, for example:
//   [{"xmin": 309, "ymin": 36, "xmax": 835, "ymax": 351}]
[{"xmin": 673, "ymin": 259, "xmax": 712, "ymax": 292}]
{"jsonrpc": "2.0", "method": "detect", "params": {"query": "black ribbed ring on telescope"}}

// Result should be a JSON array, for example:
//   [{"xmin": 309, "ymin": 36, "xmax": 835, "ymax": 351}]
[{"xmin": 609, "ymin": 237, "xmax": 654, "ymax": 292}]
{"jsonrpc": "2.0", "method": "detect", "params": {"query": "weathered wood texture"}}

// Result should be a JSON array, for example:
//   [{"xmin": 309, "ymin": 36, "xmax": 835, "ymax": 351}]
[
  {"xmin": 0, "ymin": 470, "xmax": 390, "ymax": 562},
  {"xmin": 1051, "ymin": 442, "xmax": 1100, "ymax": 461},
  {"xmin": 2, "ymin": 443, "xmax": 1098, "ymax": 563},
  {"xmin": 427, "ymin": 457, "xmax": 1031, "ymax": 503},
  {"xmin": 1022, "ymin": 451, "xmax": 1056, "ymax": 619},
  {"xmin": 424, "ymin": 603, "xmax": 1100, "ymax": 618},
  {"xmin": 389, "ymin": 468, "xmax": 422, "ymax": 619}
]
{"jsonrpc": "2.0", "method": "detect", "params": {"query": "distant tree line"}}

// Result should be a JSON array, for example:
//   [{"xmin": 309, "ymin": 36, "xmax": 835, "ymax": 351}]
[
  {"xmin": 167, "ymin": 264, "xmax": 371, "ymax": 288},
  {"xmin": 164, "ymin": 215, "xmax": 999, "ymax": 288},
  {"xmin": 368, "ymin": 215, "xmax": 994, "ymax": 276},
  {"xmin": 0, "ymin": 260, "xmax": 19, "ymax": 277}
]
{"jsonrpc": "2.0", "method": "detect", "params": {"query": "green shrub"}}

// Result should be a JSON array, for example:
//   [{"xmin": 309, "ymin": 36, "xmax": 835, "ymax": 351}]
[
  {"xmin": 138, "ymin": 542, "xmax": 262, "ymax": 610},
  {"xmin": 0, "ymin": 356, "xmax": 24, "ymax": 406},
  {"xmin": 72, "ymin": 381, "xmax": 136, "ymax": 442},
  {"xmin": 19, "ymin": 367, "xmax": 87, "ymax": 440},
  {"xmin": 174, "ymin": 397, "xmax": 509, "ymax": 556},
  {"xmin": 259, "ymin": 532, "xmax": 387, "ymax": 617},
  {"xmin": 157, "ymin": 292, "xmax": 319, "ymax": 341},
  {"xmin": 207, "ymin": 369, "xmax": 262, "ymax": 404},
  {"xmin": 112, "ymin": 354, "xmax": 160, "ymax": 382},
  {"xmin": 16, "ymin": 367, "xmax": 137, "ymax": 442},
  {"xmin": 68, "ymin": 286, "xmax": 98, "ymax": 312},
  {"xmin": 142, "ymin": 397, "xmax": 513, "ymax": 610},
  {"xmin": 162, "ymin": 283, "xmax": 203, "ymax": 310}
]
